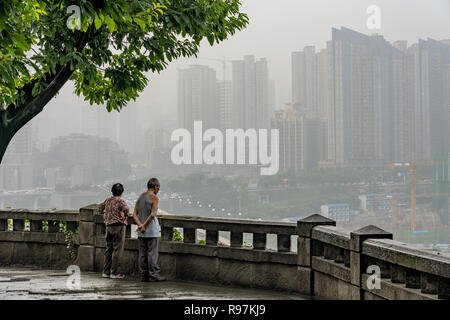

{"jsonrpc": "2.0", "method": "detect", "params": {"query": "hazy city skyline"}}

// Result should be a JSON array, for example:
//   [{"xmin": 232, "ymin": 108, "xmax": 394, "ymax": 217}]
[{"xmin": 15, "ymin": 0, "xmax": 448, "ymax": 149}]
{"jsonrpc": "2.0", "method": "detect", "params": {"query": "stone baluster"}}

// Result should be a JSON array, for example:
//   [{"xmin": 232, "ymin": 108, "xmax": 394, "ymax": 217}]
[
  {"xmin": 161, "ymin": 227, "xmax": 174, "ymax": 241},
  {"xmin": 438, "ymin": 278, "xmax": 450, "ymax": 299},
  {"xmin": 0, "ymin": 218, "xmax": 7, "ymax": 231},
  {"xmin": 405, "ymin": 269, "xmax": 421, "ymax": 289},
  {"xmin": 66, "ymin": 221, "xmax": 78, "ymax": 232},
  {"xmin": 277, "ymin": 234, "xmax": 291, "ymax": 252},
  {"xmin": 230, "ymin": 231, "xmax": 243, "ymax": 248},
  {"xmin": 390, "ymin": 264, "xmax": 406, "ymax": 283},
  {"xmin": 420, "ymin": 273, "xmax": 438, "ymax": 295},
  {"xmin": 206, "ymin": 230, "xmax": 218, "ymax": 246},
  {"xmin": 30, "ymin": 219, "xmax": 43, "ymax": 232},
  {"xmin": 334, "ymin": 247, "xmax": 344, "ymax": 264},
  {"xmin": 253, "ymin": 233, "xmax": 266, "ymax": 250},
  {"xmin": 125, "ymin": 224, "xmax": 132, "ymax": 238},
  {"xmin": 47, "ymin": 220, "xmax": 60, "ymax": 233},
  {"xmin": 13, "ymin": 219, "xmax": 25, "ymax": 231},
  {"xmin": 311, "ymin": 239, "xmax": 324, "ymax": 257},
  {"xmin": 343, "ymin": 250, "xmax": 350, "ymax": 267},
  {"xmin": 323, "ymin": 243, "xmax": 337, "ymax": 260},
  {"xmin": 183, "ymin": 228, "xmax": 196, "ymax": 244}
]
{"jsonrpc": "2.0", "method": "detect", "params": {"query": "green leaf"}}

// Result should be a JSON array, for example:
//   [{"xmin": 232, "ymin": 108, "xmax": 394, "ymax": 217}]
[
  {"xmin": 105, "ymin": 15, "xmax": 115, "ymax": 33},
  {"xmin": 94, "ymin": 14, "xmax": 102, "ymax": 30},
  {"xmin": 133, "ymin": 17, "xmax": 146, "ymax": 30},
  {"xmin": 12, "ymin": 33, "xmax": 30, "ymax": 51}
]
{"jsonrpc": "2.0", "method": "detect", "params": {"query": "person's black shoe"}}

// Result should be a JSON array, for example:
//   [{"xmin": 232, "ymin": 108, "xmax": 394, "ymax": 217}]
[
  {"xmin": 149, "ymin": 276, "xmax": 167, "ymax": 282},
  {"xmin": 140, "ymin": 274, "xmax": 149, "ymax": 282}
]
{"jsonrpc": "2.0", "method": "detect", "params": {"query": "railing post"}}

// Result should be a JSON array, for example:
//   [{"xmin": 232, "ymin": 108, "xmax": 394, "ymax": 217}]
[
  {"xmin": 253, "ymin": 233, "xmax": 266, "ymax": 250},
  {"xmin": 161, "ymin": 227, "xmax": 174, "ymax": 241},
  {"xmin": 405, "ymin": 269, "xmax": 421, "ymax": 289},
  {"xmin": 125, "ymin": 224, "xmax": 131, "ymax": 238},
  {"xmin": 77, "ymin": 205, "xmax": 98, "ymax": 272},
  {"xmin": 390, "ymin": 264, "xmax": 406, "ymax": 283},
  {"xmin": 47, "ymin": 220, "xmax": 60, "ymax": 233},
  {"xmin": 30, "ymin": 220, "xmax": 43, "ymax": 232},
  {"xmin": 206, "ymin": 230, "xmax": 218, "ymax": 246},
  {"xmin": 183, "ymin": 228, "xmax": 196, "ymax": 244},
  {"xmin": 13, "ymin": 219, "xmax": 25, "ymax": 231},
  {"xmin": 230, "ymin": 232, "xmax": 243, "ymax": 248},
  {"xmin": 350, "ymin": 225, "xmax": 392, "ymax": 300},
  {"xmin": 277, "ymin": 234, "xmax": 291, "ymax": 252},
  {"xmin": 297, "ymin": 214, "xmax": 335, "ymax": 296},
  {"xmin": 0, "ymin": 218, "xmax": 7, "ymax": 231},
  {"xmin": 421, "ymin": 273, "xmax": 438, "ymax": 295},
  {"xmin": 66, "ymin": 221, "xmax": 78, "ymax": 233},
  {"xmin": 438, "ymin": 278, "xmax": 450, "ymax": 299}
]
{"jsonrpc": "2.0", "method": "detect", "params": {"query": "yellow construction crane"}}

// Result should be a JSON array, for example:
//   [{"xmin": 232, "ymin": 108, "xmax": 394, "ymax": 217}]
[
  {"xmin": 388, "ymin": 160, "xmax": 436, "ymax": 231},
  {"xmin": 389, "ymin": 161, "xmax": 416, "ymax": 230}
]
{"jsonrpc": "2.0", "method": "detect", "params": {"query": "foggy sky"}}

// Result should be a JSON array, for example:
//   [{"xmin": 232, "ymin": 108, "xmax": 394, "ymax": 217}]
[{"xmin": 35, "ymin": 0, "xmax": 450, "ymax": 145}]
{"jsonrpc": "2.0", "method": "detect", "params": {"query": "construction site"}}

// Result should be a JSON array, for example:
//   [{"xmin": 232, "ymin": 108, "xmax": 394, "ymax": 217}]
[{"xmin": 338, "ymin": 152, "xmax": 450, "ymax": 248}]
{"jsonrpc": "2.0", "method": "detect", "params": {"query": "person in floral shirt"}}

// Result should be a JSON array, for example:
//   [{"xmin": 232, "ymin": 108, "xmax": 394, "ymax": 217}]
[{"xmin": 98, "ymin": 183, "xmax": 129, "ymax": 279}]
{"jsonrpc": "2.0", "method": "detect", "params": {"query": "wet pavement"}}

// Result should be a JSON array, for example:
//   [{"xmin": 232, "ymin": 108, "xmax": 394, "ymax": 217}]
[{"xmin": 0, "ymin": 266, "xmax": 309, "ymax": 300}]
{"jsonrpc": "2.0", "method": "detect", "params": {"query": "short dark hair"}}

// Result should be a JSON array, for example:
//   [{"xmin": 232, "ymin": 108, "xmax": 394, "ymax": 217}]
[
  {"xmin": 147, "ymin": 178, "xmax": 160, "ymax": 189},
  {"xmin": 111, "ymin": 183, "xmax": 124, "ymax": 196}
]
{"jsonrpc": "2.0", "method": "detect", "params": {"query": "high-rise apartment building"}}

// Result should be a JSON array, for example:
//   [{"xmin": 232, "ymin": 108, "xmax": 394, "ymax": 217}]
[
  {"xmin": 178, "ymin": 65, "xmax": 218, "ymax": 132},
  {"xmin": 292, "ymin": 46, "xmax": 321, "ymax": 119},
  {"xmin": 329, "ymin": 27, "xmax": 392, "ymax": 164},
  {"xmin": 217, "ymin": 81, "xmax": 233, "ymax": 131},
  {"xmin": 389, "ymin": 41, "xmax": 415, "ymax": 162},
  {"xmin": 232, "ymin": 55, "xmax": 269, "ymax": 129},
  {"xmin": 292, "ymin": 28, "xmax": 450, "ymax": 166},
  {"xmin": 271, "ymin": 104, "xmax": 327, "ymax": 172},
  {"xmin": 410, "ymin": 39, "xmax": 450, "ymax": 161}
]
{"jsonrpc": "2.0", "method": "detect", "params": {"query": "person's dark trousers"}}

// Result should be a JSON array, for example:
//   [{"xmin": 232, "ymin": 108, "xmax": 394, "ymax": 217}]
[
  {"xmin": 103, "ymin": 224, "xmax": 125, "ymax": 275},
  {"xmin": 138, "ymin": 237, "xmax": 161, "ymax": 280}
]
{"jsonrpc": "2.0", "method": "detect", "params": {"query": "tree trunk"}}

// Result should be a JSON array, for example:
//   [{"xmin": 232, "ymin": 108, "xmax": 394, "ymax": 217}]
[
  {"xmin": 0, "ymin": 125, "xmax": 11, "ymax": 164},
  {"xmin": 0, "ymin": 28, "xmax": 93, "ymax": 166},
  {"xmin": 0, "ymin": 64, "xmax": 74, "ymax": 166}
]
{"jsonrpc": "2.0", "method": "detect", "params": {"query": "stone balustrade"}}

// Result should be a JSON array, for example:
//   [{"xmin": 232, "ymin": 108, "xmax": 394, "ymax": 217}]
[
  {"xmin": 0, "ymin": 209, "xmax": 79, "ymax": 233},
  {"xmin": 361, "ymin": 238, "xmax": 450, "ymax": 299},
  {"xmin": 0, "ymin": 205, "xmax": 449, "ymax": 300},
  {"xmin": 0, "ymin": 208, "xmax": 79, "ymax": 267},
  {"xmin": 158, "ymin": 215, "xmax": 297, "ymax": 251},
  {"xmin": 296, "ymin": 214, "xmax": 450, "ymax": 299}
]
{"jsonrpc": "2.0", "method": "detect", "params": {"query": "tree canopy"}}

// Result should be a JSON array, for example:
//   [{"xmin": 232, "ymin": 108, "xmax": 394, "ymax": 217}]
[{"xmin": 0, "ymin": 0, "xmax": 248, "ymax": 161}]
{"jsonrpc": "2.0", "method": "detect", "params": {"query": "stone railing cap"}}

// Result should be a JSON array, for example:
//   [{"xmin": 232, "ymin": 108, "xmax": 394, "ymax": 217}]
[
  {"xmin": 297, "ymin": 214, "xmax": 336, "ymax": 237},
  {"xmin": 351, "ymin": 225, "xmax": 392, "ymax": 236},
  {"xmin": 299, "ymin": 214, "xmax": 335, "ymax": 223},
  {"xmin": 350, "ymin": 225, "xmax": 393, "ymax": 252}
]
